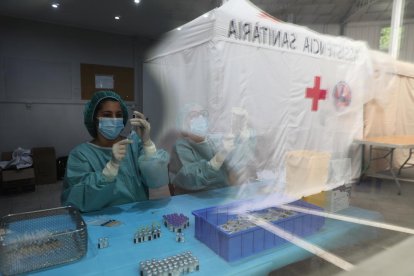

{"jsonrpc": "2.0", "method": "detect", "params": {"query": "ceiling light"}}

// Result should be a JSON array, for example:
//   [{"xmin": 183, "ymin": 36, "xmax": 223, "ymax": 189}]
[
  {"xmin": 114, "ymin": 16, "xmax": 121, "ymax": 20},
  {"xmin": 177, "ymin": 27, "xmax": 182, "ymax": 31},
  {"xmin": 51, "ymin": 3, "xmax": 59, "ymax": 8},
  {"xmin": 134, "ymin": 0, "xmax": 141, "ymax": 3},
  {"xmin": 203, "ymin": 13, "xmax": 209, "ymax": 18}
]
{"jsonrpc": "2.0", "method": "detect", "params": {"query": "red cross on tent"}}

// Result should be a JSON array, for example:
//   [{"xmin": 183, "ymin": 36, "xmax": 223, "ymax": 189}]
[{"xmin": 306, "ymin": 76, "xmax": 327, "ymax": 112}]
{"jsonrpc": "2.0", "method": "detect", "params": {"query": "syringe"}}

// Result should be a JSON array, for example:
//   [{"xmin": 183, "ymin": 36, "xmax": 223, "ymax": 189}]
[
  {"xmin": 128, "ymin": 114, "xmax": 137, "ymax": 141},
  {"xmin": 128, "ymin": 113, "xmax": 149, "ymax": 141}
]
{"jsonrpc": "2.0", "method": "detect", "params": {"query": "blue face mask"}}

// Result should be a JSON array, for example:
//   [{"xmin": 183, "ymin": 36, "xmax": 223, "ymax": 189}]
[
  {"xmin": 98, "ymin": 118, "xmax": 124, "ymax": 140},
  {"xmin": 190, "ymin": 115, "xmax": 209, "ymax": 137}
]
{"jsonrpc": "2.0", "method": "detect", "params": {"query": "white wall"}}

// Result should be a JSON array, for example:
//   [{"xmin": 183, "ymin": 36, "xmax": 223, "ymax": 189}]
[
  {"xmin": 0, "ymin": 16, "xmax": 151, "ymax": 157},
  {"xmin": 345, "ymin": 21, "xmax": 383, "ymax": 50},
  {"xmin": 400, "ymin": 22, "xmax": 414, "ymax": 62}
]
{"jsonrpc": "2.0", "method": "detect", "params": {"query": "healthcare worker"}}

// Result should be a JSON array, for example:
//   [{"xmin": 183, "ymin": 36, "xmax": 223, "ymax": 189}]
[
  {"xmin": 169, "ymin": 104, "xmax": 234, "ymax": 194},
  {"xmin": 61, "ymin": 91, "xmax": 169, "ymax": 212}
]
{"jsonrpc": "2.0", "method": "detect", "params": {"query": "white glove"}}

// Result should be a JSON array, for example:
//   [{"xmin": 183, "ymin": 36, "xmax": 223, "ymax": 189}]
[
  {"xmin": 130, "ymin": 111, "xmax": 151, "ymax": 145},
  {"xmin": 102, "ymin": 139, "xmax": 132, "ymax": 181},
  {"xmin": 231, "ymin": 107, "xmax": 248, "ymax": 136},
  {"xmin": 222, "ymin": 134, "xmax": 235, "ymax": 153},
  {"xmin": 209, "ymin": 134, "xmax": 235, "ymax": 170},
  {"xmin": 112, "ymin": 139, "xmax": 132, "ymax": 164}
]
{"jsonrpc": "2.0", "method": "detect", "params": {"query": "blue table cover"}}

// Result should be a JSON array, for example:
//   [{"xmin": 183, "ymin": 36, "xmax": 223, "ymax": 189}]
[{"xmin": 27, "ymin": 184, "xmax": 382, "ymax": 276}]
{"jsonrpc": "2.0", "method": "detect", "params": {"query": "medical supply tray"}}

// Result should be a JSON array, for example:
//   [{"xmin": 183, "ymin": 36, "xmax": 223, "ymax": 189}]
[
  {"xmin": 192, "ymin": 200, "xmax": 324, "ymax": 262},
  {"xmin": 0, "ymin": 206, "xmax": 87, "ymax": 275}
]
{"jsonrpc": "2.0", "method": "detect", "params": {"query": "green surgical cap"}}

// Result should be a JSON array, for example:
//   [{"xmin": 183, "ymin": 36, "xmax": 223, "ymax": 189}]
[{"xmin": 84, "ymin": 91, "xmax": 129, "ymax": 137}]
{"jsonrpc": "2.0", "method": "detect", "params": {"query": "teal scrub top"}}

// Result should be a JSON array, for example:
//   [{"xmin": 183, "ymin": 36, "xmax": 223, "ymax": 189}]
[
  {"xmin": 170, "ymin": 138, "xmax": 230, "ymax": 192},
  {"xmin": 61, "ymin": 133, "xmax": 169, "ymax": 212}
]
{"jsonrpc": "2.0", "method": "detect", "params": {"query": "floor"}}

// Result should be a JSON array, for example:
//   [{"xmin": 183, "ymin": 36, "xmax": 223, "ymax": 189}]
[
  {"xmin": 1, "ymin": 173, "xmax": 414, "ymax": 275},
  {"xmin": 270, "ymin": 172, "xmax": 414, "ymax": 276},
  {"xmin": 0, "ymin": 180, "xmax": 63, "ymax": 217}
]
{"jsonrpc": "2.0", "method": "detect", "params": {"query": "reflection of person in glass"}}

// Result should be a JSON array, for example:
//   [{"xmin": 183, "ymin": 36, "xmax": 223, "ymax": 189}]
[
  {"xmin": 169, "ymin": 104, "xmax": 233, "ymax": 195},
  {"xmin": 227, "ymin": 107, "xmax": 257, "ymax": 185}
]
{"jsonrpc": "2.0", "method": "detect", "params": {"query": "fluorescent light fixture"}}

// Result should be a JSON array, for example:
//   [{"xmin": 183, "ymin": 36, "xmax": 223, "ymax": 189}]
[
  {"xmin": 134, "ymin": 0, "xmax": 141, "ymax": 3},
  {"xmin": 114, "ymin": 16, "xmax": 121, "ymax": 20},
  {"xmin": 51, "ymin": 3, "xmax": 59, "ymax": 8},
  {"xmin": 177, "ymin": 27, "xmax": 182, "ymax": 31},
  {"xmin": 203, "ymin": 13, "xmax": 209, "ymax": 18}
]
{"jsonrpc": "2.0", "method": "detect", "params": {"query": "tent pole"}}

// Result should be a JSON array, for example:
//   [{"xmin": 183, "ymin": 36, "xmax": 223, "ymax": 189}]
[{"xmin": 389, "ymin": 0, "xmax": 405, "ymax": 59}]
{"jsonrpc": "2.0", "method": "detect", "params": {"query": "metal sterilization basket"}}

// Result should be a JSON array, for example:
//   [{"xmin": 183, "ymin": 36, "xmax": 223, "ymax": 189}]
[{"xmin": 0, "ymin": 206, "xmax": 87, "ymax": 275}]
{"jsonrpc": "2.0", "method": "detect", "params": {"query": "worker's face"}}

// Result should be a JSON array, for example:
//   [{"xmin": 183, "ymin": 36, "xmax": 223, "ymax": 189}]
[
  {"xmin": 187, "ymin": 110, "xmax": 208, "ymax": 120},
  {"xmin": 186, "ymin": 110, "xmax": 208, "ymax": 137},
  {"xmin": 96, "ymin": 100, "xmax": 123, "ymax": 119},
  {"xmin": 94, "ymin": 100, "xmax": 124, "ymax": 141}
]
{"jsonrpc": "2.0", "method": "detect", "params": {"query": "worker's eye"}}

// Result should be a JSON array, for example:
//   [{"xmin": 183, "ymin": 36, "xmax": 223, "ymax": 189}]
[
  {"xmin": 200, "ymin": 110, "xmax": 208, "ymax": 117},
  {"xmin": 97, "ymin": 111, "xmax": 123, "ymax": 118}
]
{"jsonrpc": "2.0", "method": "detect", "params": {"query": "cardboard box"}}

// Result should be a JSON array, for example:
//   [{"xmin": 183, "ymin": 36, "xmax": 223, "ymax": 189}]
[
  {"xmin": 303, "ymin": 183, "xmax": 351, "ymax": 212},
  {"xmin": 329, "ymin": 183, "xmax": 352, "ymax": 199},
  {"xmin": 326, "ymin": 195, "xmax": 350, "ymax": 213},
  {"xmin": 1, "ymin": 152, "xmax": 36, "ymax": 193},
  {"xmin": 303, "ymin": 191, "xmax": 325, "ymax": 208},
  {"xmin": 1, "ymin": 168, "xmax": 36, "ymax": 193},
  {"xmin": 2, "ymin": 168, "xmax": 35, "ymax": 182},
  {"xmin": 32, "ymin": 147, "xmax": 57, "ymax": 184},
  {"xmin": 285, "ymin": 150, "xmax": 331, "ymax": 197},
  {"xmin": 325, "ymin": 184, "xmax": 351, "ymax": 212}
]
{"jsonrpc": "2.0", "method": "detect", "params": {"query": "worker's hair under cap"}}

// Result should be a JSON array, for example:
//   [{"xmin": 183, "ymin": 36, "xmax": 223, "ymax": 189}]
[{"xmin": 84, "ymin": 90, "xmax": 129, "ymax": 137}]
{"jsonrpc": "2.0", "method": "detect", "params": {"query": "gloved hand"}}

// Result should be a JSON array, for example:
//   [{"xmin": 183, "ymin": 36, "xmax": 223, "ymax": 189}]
[
  {"xmin": 231, "ymin": 107, "xmax": 248, "ymax": 136},
  {"xmin": 102, "ymin": 139, "xmax": 132, "ymax": 181},
  {"xmin": 239, "ymin": 128, "xmax": 251, "ymax": 141},
  {"xmin": 130, "ymin": 111, "xmax": 151, "ymax": 146},
  {"xmin": 209, "ymin": 134, "xmax": 235, "ymax": 170},
  {"xmin": 222, "ymin": 134, "xmax": 236, "ymax": 153},
  {"xmin": 111, "ymin": 139, "xmax": 133, "ymax": 164}
]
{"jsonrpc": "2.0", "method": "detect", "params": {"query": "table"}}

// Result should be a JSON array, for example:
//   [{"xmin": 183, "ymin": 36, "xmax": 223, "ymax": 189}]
[
  {"xmin": 354, "ymin": 135, "xmax": 414, "ymax": 195},
  {"xmin": 29, "ymin": 183, "xmax": 382, "ymax": 276}
]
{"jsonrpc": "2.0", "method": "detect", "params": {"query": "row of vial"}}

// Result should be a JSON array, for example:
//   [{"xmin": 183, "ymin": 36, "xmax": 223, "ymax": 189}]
[
  {"xmin": 163, "ymin": 213, "xmax": 190, "ymax": 233},
  {"xmin": 139, "ymin": 251, "xmax": 199, "ymax": 276},
  {"xmin": 220, "ymin": 208, "xmax": 297, "ymax": 234},
  {"xmin": 99, "ymin": 220, "xmax": 185, "ymax": 249},
  {"xmin": 134, "ymin": 224, "xmax": 162, "ymax": 243}
]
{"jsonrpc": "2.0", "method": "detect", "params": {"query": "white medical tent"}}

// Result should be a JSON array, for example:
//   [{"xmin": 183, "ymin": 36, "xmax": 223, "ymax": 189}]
[
  {"xmin": 364, "ymin": 50, "xmax": 414, "ymax": 170},
  {"xmin": 143, "ymin": 0, "xmax": 374, "ymax": 199}
]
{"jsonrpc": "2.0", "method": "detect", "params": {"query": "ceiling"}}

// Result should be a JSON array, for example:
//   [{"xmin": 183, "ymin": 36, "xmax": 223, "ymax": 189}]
[{"xmin": 0, "ymin": 0, "xmax": 413, "ymax": 39}]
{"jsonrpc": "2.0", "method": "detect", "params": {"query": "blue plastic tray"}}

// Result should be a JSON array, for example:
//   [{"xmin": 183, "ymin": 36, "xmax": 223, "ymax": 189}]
[{"xmin": 192, "ymin": 200, "xmax": 324, "ymax": 262}]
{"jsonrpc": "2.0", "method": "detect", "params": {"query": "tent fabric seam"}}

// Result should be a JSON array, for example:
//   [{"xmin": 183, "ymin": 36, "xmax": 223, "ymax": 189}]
[{"xmin": 145, "ymin": 38, "xmax": 212, "ymax": 62}]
